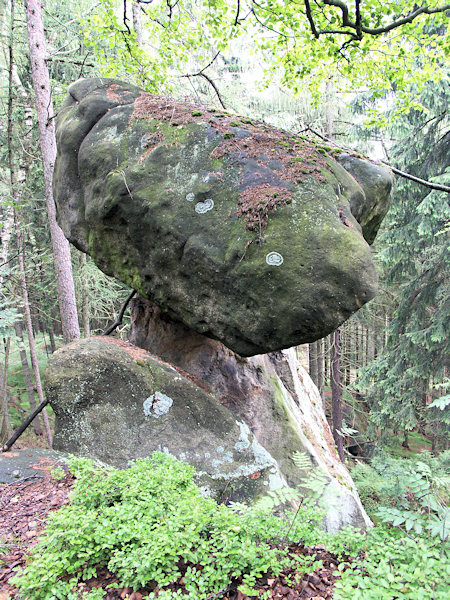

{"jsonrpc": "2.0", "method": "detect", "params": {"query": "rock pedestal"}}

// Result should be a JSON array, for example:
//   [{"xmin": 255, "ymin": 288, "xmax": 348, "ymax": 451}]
[{"xmin": 45, "ymin": 300, "xmax": 371, "ymax": 532}]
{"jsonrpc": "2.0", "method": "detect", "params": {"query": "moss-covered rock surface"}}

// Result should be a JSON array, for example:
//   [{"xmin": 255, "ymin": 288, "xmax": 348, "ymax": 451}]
[
  {"xmin": 45, "ymin": 337, "xmax": 286, "ymax": 502},
  {"xmin": 54, "ymin": 78, "xmax": 393, "ymax": 356}
]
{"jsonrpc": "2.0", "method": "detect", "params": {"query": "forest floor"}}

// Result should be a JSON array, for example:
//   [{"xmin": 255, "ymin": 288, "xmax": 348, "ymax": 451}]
[{"xmin": 0, "ymin": 452, "xmax": 346, "ymax": 600}]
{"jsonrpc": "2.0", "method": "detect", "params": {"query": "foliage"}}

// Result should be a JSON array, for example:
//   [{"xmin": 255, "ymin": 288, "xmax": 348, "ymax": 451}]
[
  {"xmin": 352, "ymin": 451, "xmax": 450, "ymax": 510},
  {"xmin": 333, "ymin": 525, "xmax": 449, "ymax": 600},
  {"xmin": 81, "ymin": 0, "xmax": 449, "ymax": 120},
  {"xmin": 12, "ymin": 451, "xmax": 450, "ymax": 600},
  {"xmin": 357, "ymin": 78, "xmax": 450, "ymax": 447},
  {"xmin": 0, "ymin": 299, "xmax": 20, "ymax": 338},
  {"xmin": 13, "ymin": 453, "xmax": 312, "ymax": 600}
]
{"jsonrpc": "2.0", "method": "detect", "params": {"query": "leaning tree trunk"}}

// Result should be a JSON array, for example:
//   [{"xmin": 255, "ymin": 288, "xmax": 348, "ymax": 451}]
[
  {"xmin": 24, "ymin": 0, "xmax": 80, "ymax": 344},
  {"xmin": 330, "ymin": 329, "xmax": 344, "ymax": 462}
]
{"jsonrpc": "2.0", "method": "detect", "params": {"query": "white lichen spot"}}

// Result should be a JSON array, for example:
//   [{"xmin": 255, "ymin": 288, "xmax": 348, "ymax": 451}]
[
  {"xmin": 217, "ymin": 446, "xmax": 224, "ymax": 453},
  {"xmin": 143, "ymin": 391, "xmax": 173, "ymax": 418},
  {"xmin": 223, "ymin": 451, "xmax": 234, "ymax": 463},
  {"xmin": 205, "ymin": 452, "xmax": 211, "ymax": 459},
  {"xmin": 234, "ymin": 421, "xmax": 251, "ymax": 451},
  {"xmin": 195, "ymin": 199, "xmax": 214, "ymax": 214},
  {"xmin": 186, "ymin": 192, "xmax": 195, "ymax": 202},
  {"xmin": 266, "ymin": 252, "xmax": 284, "ymax": 266},
  {"xmin": 268, "ymin": 471, "xmax": 286, "ymax": 491}
]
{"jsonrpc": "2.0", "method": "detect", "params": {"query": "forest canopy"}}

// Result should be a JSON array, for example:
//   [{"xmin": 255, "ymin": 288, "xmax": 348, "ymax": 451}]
[{"xmin": 83, "ymin": 0, "xmax": 450, "ymax": 121}]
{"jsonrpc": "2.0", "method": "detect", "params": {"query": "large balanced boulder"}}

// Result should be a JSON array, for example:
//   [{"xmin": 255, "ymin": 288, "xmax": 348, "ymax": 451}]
[{"xmin": 54, "ymin": 78, "xmax": 393, "ymax": 356}]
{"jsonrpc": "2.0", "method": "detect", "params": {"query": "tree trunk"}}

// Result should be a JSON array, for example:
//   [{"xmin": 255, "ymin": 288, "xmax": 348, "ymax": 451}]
[
  {"xmin": 323, "ymin": 334, "xmax": 329, "ymax": 387},
  {"xmin": 48, "ymin": 326, "xmax": 57, "ymax": 353},
  {"xmin": 14, "ymin": 321, "xmax": 42, "ymax": 435},
  {"xmin": 308, "ymin": 341, "xmax": 318, "ymax": 387},
  {"xmin": 81, "ymin": 253, "xmax": 90, "ymax": 337},
  {"xmin": 132, "ymin": 0, "xmax": 144, "ymax": 46},
  {"xmin": 331, "ymin": 329, "xmax": 344, "ymax": 462},
  {"xmin": 24, "ymin": 0, "xmax": 80, "ymax": 344},
  {"xmin": 317, "ymin": 338, "xmax": 324, "ymax": 401},
  {"xmin": 16, "ymin": 228, "xmax": 52, "ymax": 446},
  {"xmin": 0, "ymin": 338, "xmax": 12, "ymax": 444},
  {"xmin": 402, "ymin": 430, "xmax": 410, "ymax": 449}
]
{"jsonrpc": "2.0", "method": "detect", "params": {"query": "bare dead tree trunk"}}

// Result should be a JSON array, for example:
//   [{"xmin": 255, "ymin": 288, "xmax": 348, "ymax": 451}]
[
  {"xmin": 331, "ymin": 329, "xmax": 344, "ymax": 462},
  {"xmin": 14, "ymin": 321, "xmax": 42, "ymax": 435},
  {"xmin": 24, "ymin": 0, "xmax": 80, "ymax": 344}
]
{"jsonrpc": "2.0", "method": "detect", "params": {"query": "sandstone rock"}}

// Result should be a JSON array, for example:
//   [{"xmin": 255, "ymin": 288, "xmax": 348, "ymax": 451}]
[
  {"xmin": 45, "ymin": 337, "xmax": 287, "ymax": 502},
  {"xmin": 54, "ymin": 78, "xmax": 393, "ymax": 356},
  {"xmin": 129, "ymin": 297, "xmax": 372, "ymax": 531},
  {"xmin": 45, "ymin": 333, "xmax": 371, "ymax": 531}
]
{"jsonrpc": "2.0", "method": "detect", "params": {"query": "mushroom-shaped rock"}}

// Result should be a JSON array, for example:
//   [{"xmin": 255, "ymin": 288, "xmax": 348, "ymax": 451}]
[{"xmin": 54, "ymin": 78, "xmax": 393, "ymax": 356}]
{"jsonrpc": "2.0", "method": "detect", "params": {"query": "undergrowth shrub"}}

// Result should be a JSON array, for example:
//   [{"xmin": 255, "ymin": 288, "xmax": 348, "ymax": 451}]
[
  {"xmin": 12, "ymin": 453, "xmax": 321, "ymax": 600},
  {"xmin": 13, "ymin": 451, "xmax": 449, "ymax": 600}
]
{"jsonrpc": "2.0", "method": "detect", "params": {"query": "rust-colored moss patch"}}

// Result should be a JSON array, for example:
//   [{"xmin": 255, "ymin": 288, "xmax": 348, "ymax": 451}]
[{"xmin": 237, "ymin": 184, "xmax": 292, "ymax": 232}]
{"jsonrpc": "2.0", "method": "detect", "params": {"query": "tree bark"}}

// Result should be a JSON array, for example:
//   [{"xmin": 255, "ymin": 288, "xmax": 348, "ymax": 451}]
[
  {"xmin": 81, "ymin": 253, "xmax": 90, "ymax": 337},
  {"xmin": 24, "ymin": 0, "xmax": 80, "ymax": 344},
  {"xmin": 323, "ymin": 334, "xmax": 329, "ymax": 387},
  {"xmin": 331, "ymin": 329, "xmax": 344, "ymax": 462},
  {"xmin": 132, "ymin": 0, "xmax": 144, "ymax": 45},
  {"xmin": 48, "ymin": 326, "xmax": 57, "ymax": 353},
  {"xmin": 317, "ymin": 338, "xmax": 324, "ymax": 401},
  {"xmin": 402, "ymin": 430, "xmax": 410, "ymax": 449}
]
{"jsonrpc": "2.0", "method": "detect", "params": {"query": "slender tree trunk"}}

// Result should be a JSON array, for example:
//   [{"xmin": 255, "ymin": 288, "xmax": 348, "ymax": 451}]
[
  {"xmin": 331, "ymin": 329, "xmax": 344, "ymax": 462},
  {"xmin": 323, "ymin": 334, "xmax": 329, "ymax": 387},
  {"xmin": 16, "ymin": 227, "xmax": 52, "ymax": 446},
  {"xmin": 15, "ymin": 321, "xmax": 43, "ymax": 435},
  {"xmin": 0, "ymin": 338, "xmax": 12, "ymax": 443},
  {"xmin": 317, "ymin": 338, "xmax": 324, "ymax": 401},
  {"xmin": 48, "ymin": 326, "xmax": 57, "ymax": 353},
  {"xmin": 308, "ymin": 341, "xmax": 319, "ymax": 387},
  {"xmin": 81, "ymin": 253, "xmax": 90, "ymax": 337},
  {"xmin": 25, "ymin": 0, "xmax": 80, "ymax": 344}
]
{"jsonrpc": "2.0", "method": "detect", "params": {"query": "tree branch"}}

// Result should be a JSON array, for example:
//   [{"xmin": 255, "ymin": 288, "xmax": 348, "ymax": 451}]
[
  {"xmin": 180, "ymin": 52, "xmax": 227, "ymax": 108},
  {"xmin": 102, "ymin": 290, "xmax": 137, "ymax": 336},
  {"xmin": 304, "ymin": 0, "xmax": 319, "ymax": 38},
  {"xmin": 302, "ymin": 125, "xmax": 450, "ymax": 193},
  {"xmin": 380, "ymin": 162, "xmax": 450, "ymax": 193},
  {"xmin": 316, "ymin": 1, "xmax": 450, "ymax": 37}
]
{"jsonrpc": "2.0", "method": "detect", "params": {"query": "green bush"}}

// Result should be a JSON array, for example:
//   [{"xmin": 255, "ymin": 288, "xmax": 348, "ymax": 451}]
[
  {"xmin": 13, "ymin": 453, "xmax": 318, "ymax": 600},
  {"xmin": 13, "ymin": 451, "xmax": 449, "ymax": 600},
  {"xmin": 333, "ymin": 526, "xmax": 449, "ymax": 600}
]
